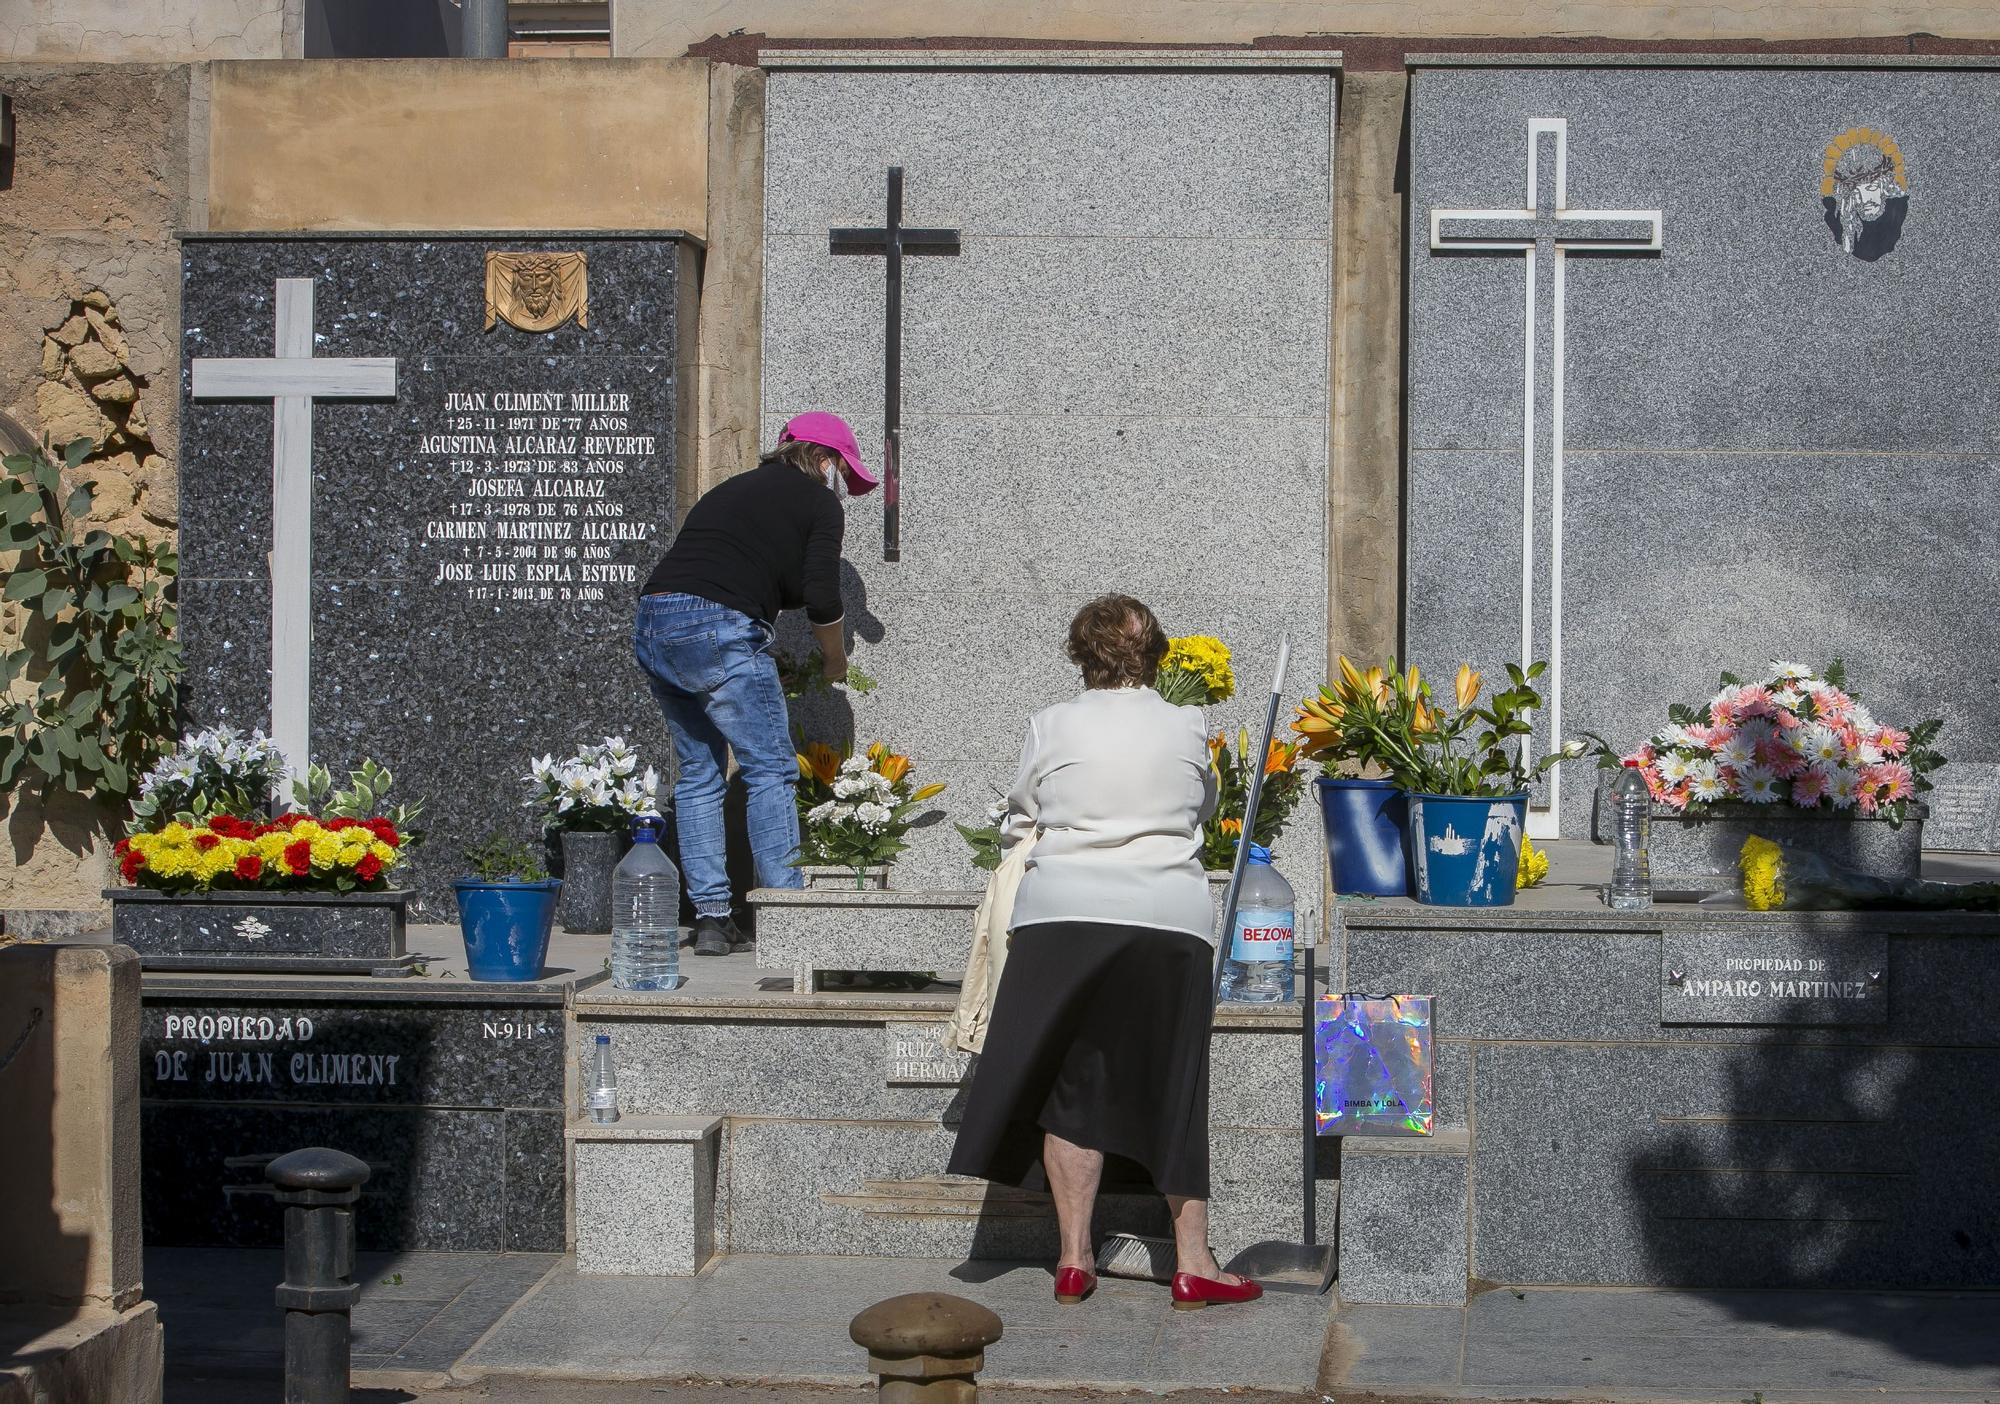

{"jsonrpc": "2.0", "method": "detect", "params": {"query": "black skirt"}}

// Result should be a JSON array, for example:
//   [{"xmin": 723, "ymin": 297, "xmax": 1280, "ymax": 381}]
[{"xmin": 946, "ymin": 920, "xmax": 1215, "ymax": 1199}]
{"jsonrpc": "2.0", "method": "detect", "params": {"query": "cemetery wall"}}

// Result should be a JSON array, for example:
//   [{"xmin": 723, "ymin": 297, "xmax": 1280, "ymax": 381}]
[
  {"xmin": 0, "ymin": 61, "xmax": 203, "ymax": 927},
  {"xmin": 0, "ymin": 1, "xmax": 297, "ymax": 63},
  {"xmin": 622, "ymin": 1, "xmax": 2000, "ymax": 58}
]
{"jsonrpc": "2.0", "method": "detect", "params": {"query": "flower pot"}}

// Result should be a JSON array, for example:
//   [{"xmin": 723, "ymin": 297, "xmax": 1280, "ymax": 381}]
[
  {"xmin": 1624, "ymin": 798, "xmax": 1928, "ymax": 892},
  {"xmin": 1315, "ymin": 777, "xmax": 1409, "ymax": 897},
  {"xmin": 1407, "ymin": 793, "xmax": 1527, "ymax": 907},
  {"xmin": 453, "ymin": 879, "xmax": 561, "ymax": 981},
  {"xmin": 803, "ymin": 865, "xmax": 890, "ymax": 891},
  {"xmin": 104, "ymin": 887, "xmax": 411, "ymax": 968},
  {"xmin": 556, "ymin": 830, "xmax": 627, "ymax": 934}
]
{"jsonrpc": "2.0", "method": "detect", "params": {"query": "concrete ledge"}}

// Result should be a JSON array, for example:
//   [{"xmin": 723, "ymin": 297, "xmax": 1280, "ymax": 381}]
[
  {"xmin": 570, "ymin": 1117, "xmax": 721, "ymax": 1276},
  {"xmin": 0, "ymin": 1302, "xmax": 163, "ymax": 1404},
  {"xmin": 761, "ymin": 48, "xmax": 1342, "ymax": 70},
  {"xmin": 1338, "ymin": 1132, "xmax": 1471, "ymax": 1306},
  {"xmin": 750, "ymin": 888, "xmax": 980, "ymax": 994},
  {"xmin": 1341, "ymin": 1129, "xmax": 1471, "ymax": 1156}
]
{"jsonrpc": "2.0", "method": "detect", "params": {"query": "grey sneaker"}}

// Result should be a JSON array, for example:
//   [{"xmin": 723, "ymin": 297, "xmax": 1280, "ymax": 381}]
[{"xmin": 692, "ymin": 915, "xmax": 736, "ymax": 957}]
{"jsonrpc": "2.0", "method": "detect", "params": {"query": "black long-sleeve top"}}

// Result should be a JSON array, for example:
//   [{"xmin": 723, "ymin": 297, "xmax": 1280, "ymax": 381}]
[{"xmin": 640, "ymin": 459, "xmax": 845, "ymax": 626}]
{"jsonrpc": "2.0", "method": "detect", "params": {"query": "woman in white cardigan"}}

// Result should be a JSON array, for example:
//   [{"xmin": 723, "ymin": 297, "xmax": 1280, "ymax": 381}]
[{"xmin": 946, "ymin": 594, "xmax": 1262, "ymax": 1312}]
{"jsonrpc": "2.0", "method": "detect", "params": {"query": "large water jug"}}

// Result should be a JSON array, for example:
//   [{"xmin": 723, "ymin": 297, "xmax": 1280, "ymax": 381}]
[
  {"xmin": 1221, "ymin": 845, "xmax": 1296, "ymax": 1003},
  {"xmin": 611, "ymin": 815, "xmax": 681, "ymax": 990}
]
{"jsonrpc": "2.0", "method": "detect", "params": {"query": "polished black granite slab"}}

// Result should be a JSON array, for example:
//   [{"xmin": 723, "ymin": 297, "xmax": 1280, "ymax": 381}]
[{"xmin": 178, "ymin": 234, "xmax": 691, "ymax": 919}]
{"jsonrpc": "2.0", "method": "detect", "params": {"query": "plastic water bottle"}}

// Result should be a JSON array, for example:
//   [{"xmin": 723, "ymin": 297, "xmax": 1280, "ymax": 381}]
[
  {"xmin": 586, "ymin": 1033, "xmax": 619, "ymax": 1124},
  {"xmin": 612, "ymin": 815, "xmax": 680, "ymax": 990},
  {"xmin": 1221, "ymin": 845, "xmax": 1296, "ymax": 1003},
  {"xmin": 1608, "ymin": 759, "xmax": 1653, "ymax": 910}
]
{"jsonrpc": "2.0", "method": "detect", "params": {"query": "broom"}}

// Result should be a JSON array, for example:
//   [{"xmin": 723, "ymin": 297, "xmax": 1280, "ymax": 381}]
[{"xmin": 1096, "ymin": 636, "xmax": 1292, "ymax": 1282}]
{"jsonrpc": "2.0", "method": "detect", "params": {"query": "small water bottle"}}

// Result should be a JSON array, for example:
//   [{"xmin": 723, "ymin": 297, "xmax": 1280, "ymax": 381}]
[
  {"xmin": 586, "ymin": 1032, "xmax": 619, "ymax": 1124},
  {"xmin": 612, "ymin": 815, "xmax": 681, "ymax": 991},
  {"xmin": 1608, "ymin": 759, "xmax": 1653, "ymax": 911},
  {"xmin": 1221, "ymin": 845, "xmax": 1297, "ymax": 1003}
]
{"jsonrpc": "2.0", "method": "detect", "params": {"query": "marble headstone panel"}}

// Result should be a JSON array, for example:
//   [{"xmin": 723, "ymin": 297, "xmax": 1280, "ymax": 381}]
[
  {"xmin": 1406, "ymin": 67, "xmax": 2000, "ymax": 842},
  {"xmin": 762, "ymin": 67, "xmax": 1332, "ymax": 918},
  {"xmin": 179, "ymin": 234, "xmax": 695, "ymax": 916}
]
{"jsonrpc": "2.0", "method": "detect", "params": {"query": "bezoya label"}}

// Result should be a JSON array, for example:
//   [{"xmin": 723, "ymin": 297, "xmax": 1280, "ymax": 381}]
[{"xmin": 1231, "ymin": 906, "xmax": 1295, "ymax": 964}]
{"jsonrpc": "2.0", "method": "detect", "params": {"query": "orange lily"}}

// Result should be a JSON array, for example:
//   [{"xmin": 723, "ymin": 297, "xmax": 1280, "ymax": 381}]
[
  {"xmin": 1413, "ymin": 699, "xmax": 1437, "ymax": 734},
  {"xmin": 1219, "ymin": 816, "xmax": 1244, "ymax": 837},
  {"xmin": 1338, "ymin": 654, "xmax": 1367, "ymax": 695},
  {"xmin": 1364, "ymin": 666, "xmax": 1389, "ymax": 706},
  {"xmin": 798, "ymin": 743, "xmax": 842, "ymax": 787},
  {"xmin": 1405, "ymin": 663, "xmax": 1421, "ymax": 696},
  {"xmin": 909, "ymin": 781, "xmax": 948, "ymax": 802},
  {"xmin": 1455, "ymin": 664, "xmax": 1481, "ymax": 710},
  {"xmin": 874, "ymin": 751, "xmax": 912, "ymax": 786},
  {"xmin": 1265, "ymin": 739, "xmax": 1299, "ymax": 775}
]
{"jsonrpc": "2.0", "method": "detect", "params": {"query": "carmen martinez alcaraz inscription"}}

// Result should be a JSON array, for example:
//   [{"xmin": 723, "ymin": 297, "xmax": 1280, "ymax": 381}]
[{"xmin": 484, "ymin": 250, "xmax": 589, "ymax": 332}]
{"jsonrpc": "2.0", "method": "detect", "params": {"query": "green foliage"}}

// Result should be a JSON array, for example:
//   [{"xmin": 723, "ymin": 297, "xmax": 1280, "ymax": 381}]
[
  {"xmin": 292, "ymin": 758, "xmax": 425, "ymax": 835},
  {"xmin": 0, "ymin": 437, "xmax": 180, "ymax": 806},
  {"xmin": 955, "ymin": 820, "xmax": 1003, "ymax": 872},
  {"xmin": 777, "ymin": 650, "xmax": 877, "ymax": 700},
  {"xmin": 463, "ymin": 831, "xmax": 549, "ymax": 883}
]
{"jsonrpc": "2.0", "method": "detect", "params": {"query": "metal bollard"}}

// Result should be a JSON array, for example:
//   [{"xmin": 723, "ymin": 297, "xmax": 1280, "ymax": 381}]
[
  {"xmin": 849, "ymin": 1293, "xmax": 1003, "ymax": 1404},
  {"xmin": 266, "ymin": 1147, "xmax": 371, "ymax": 1404}
]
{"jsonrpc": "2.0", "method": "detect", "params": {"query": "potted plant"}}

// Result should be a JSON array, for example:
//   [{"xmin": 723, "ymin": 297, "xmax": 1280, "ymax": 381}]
[
  {"xmin": 1603, "ymin": 661, "xmax": 1944, "ymax": 889},
  {"xmin": 453, "ymin": 832, "xmax": 560, "ymax": 981},
  {"xmin": 1295, "ymin": 657, "xmax": 1419, "ymax": 897},
  {"xmin": 1329, "ymin": 660, "xmax": 1583, "ymax": 907},
  {"xmin": 1201, "ymin": 726, "xmax": 1311, "ymax": 872},
  {"xmin": 109, "ymin": 731, "xmax": 422, "ymax": 962},
  {"xmin": 794, "ymin": 740, "xmax": 947, "ymax": 888},
  {"xmin": 523, "ymin": 737, "xmax": 659, "ymax": 935}
]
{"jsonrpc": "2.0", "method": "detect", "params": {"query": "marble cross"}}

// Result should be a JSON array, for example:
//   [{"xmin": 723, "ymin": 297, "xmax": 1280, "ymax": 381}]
[
  {"xmin": 1429, "ymin": 118, "xmax": 1663, "ymax": 837},
  {"xmin": 830, "ymin": 165, "xmax": 961, "ymax": 562},
  {"xmin": 190, "ymin": 277, "xmax": 396, "ymax": 781}
]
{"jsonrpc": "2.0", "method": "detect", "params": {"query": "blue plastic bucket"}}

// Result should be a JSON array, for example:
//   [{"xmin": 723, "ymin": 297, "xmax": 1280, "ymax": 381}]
[
  {"xmin": 453, "ymin": 879, "xmax": 562, "ymax": 981},
  {"xmin": 1406, "ymin": 793, "xmax": 1527, "ymax": 907},
  {"xmin": 1315, "ymin": 777, "xmax": 1409, "ymax": 897}
]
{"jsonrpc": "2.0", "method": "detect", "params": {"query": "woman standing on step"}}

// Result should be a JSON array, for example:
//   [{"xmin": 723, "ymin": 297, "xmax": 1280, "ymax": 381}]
[
  {"xmin": 947, "ymin": 594, "xmax": 1262, "ymax": 1312},
  {"xmin": 634, "ymin": 412, "xmax": 873, "ymax": 957}
]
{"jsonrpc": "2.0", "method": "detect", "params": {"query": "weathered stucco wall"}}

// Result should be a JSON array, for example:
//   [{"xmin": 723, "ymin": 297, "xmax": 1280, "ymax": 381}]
[
  {"xmin": 618, "ymin": 0, "xmax": 2000, "ymax": 56},
  {"xmin": 0, "ymin": 62, "xmax": 199, "ymax": 925},
  {"xmin": 0, "ymin": 0, "xmax": 298, "ymax": 61},
  {"xmin": 207, "ymin": 59, "xmax": 711, "ymax": 234}
]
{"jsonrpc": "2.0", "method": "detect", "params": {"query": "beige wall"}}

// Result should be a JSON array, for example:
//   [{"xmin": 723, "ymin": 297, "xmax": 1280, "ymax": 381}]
[
  {"xmin": 617, "ymin": 0, "xmax": 2000, "ymax": 55},
  {"xmin": 208, "ymin": 58, "xmax": 711, "ymax": 234},
  {"xmin": 0, "ymin": 0, "xmax": 298, "ymax": 61}
]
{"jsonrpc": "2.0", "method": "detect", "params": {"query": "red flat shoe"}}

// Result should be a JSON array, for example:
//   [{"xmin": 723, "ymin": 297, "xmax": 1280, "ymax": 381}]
[
  {"xmin": 1054, "ymin": 1266, "xmax": 1097, "ymax": 1305},
  {"xmin": 1171, "ymin": 1271, "xmax": 1263, "ymax": 1310}
]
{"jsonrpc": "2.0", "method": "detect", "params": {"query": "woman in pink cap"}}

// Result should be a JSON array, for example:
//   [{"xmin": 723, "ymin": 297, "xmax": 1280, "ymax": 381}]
[{"xmin": 636, "ymin": 413, "xmax": 877, "ymax": 956}]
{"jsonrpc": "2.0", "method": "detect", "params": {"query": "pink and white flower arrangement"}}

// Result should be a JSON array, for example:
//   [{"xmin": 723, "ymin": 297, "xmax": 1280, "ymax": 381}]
[{"xmin": 1618, "ymin": 661, "xmax": 1945, "ymax": 825}]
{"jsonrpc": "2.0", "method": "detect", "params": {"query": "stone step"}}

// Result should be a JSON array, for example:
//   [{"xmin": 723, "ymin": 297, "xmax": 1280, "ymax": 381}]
[{"xmin": 750, "ymin": 888, "xmax": 979, "ymax": 993}]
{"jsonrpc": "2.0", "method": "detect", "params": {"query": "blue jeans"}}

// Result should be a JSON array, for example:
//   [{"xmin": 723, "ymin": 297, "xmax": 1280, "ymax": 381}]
[{"xmin": 634, "ymin": 593, "xmax": 804, "ymax": 916}]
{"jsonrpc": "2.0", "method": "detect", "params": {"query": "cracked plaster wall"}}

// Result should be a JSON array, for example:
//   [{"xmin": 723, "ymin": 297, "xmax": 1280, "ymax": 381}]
[{"xmin": 0, "ymin": 0, "xmax": 299, "ymax": 62}]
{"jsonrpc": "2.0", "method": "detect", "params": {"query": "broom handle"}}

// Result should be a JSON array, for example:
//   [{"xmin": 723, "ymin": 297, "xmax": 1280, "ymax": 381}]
[{"xmin": 1210, "ymin": 634, "xmax": 1292, "ymax": 1005}]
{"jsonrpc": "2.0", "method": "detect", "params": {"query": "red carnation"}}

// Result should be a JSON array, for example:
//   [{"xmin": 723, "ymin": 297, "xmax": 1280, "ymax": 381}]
[
  {"xmin": 284, "ymin": 839, "xmax": 312, "ymax": 877},
  {"xmin": 234, "ymin": 855, "xmax": 263, "ymax": 881},
  {"xmin": 214, "ymin": 816, "xmax": 256, "ymax": 840},
  {"xmin": 326, "ymin": 817, "xmax": 357, "ymax": 832},
  {"xmin": 119, "ymin": 850, "xmax": 145, "ymax": 883},
  {"xmin": 194, "ymin": 833, "xmax": 221, "ymax": 851},
  {"xmin": 113, "ymin": 837, "xmax": 131, "ymax": 858},
  {"xmin": 364, "ymin": 818, "xmax": 400, "ymax": 848},
  {"xmin": 354, "ymin": 853, "xmax": 383, "ymax": 883}
]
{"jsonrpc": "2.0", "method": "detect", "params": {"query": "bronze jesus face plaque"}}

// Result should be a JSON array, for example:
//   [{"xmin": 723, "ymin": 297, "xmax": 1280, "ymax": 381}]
[{"xmin": 483, "ymin": 251, "xmax": 589, "ymax": 332}]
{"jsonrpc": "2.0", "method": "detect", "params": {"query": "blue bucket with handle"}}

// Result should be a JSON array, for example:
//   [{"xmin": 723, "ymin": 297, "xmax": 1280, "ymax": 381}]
[
  {"xmin": 1406, "ymin": 793, "xmax": 1527, "ymax": 907},
  {"xmin": 454, "ymin": 879, "xmax": 562, "ymax": 981},
  {"xmin": 1315, "ymin": 777, "xmax": 1409, "ymax": 897}
]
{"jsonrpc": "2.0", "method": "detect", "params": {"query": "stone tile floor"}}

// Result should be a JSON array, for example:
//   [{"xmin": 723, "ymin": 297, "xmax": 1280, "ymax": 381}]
[{"xmin": 1326, "ymin": 1286, "xmax": 2000, "ymax": 1403}]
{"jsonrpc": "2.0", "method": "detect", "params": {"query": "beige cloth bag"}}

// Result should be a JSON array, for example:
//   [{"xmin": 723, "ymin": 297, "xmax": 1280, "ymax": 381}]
[{"xmin": 944, "ymin": 831, "xmax": 1037, "ymax": 1054}]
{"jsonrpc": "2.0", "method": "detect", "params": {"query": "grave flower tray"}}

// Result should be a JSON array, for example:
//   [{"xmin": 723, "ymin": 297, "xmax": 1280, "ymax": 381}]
[
  {"xmin": 104, "ymin": 887, "xmax": 420, "ymax": 976},
  {"xmin": 1605, "ymin": 804, "xmax": 1927, "ymax": 892}
]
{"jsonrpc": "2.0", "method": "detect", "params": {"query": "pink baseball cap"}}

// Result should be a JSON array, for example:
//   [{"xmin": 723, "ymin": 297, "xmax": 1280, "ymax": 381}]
[{"xmin": 779, "ymin": 411, "xmax": 877, "ymax": 496}]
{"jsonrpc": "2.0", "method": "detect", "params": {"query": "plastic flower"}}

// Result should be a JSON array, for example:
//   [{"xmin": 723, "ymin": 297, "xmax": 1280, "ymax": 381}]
[
  {"xmin": 1741, "ymin": 835, "xmax": 1787, "ymax": 910},
  {"xmin": 1826, "ymin": 766, "xmax": 1861, "ymax": 810},
  {"xmin": 1516, "ymin": 835, "xmax": 1549, "ymax": 889},
  {"xmin": 1870, "ymin": 760, "xmax": 1916, "ymax": 802},
  {"xmin": 1717, "ymin": 732, "xmax": 1757, "ymax": 770},
  {"xmin": 1737, "ymin": 765, "xmax": 1781, "ymax": 803},
  {"xmin": 1689, "ymin": 770, "xmax": 1730, "ymax": 804},
  {"xmin": 1790, "ymin": 768, "xmax": 1830, "ymax": 807},
  {"xmin": 1794, "ymin": 722, "xmax": 1844, "ymax": 767}
]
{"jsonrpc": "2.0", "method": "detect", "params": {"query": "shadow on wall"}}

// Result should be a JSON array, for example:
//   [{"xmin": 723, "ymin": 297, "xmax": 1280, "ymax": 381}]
[
  {"xmin": 1628, "ymin": 913, "xmax": 2000, "ymax": 1365},
  {"xmin": 0, "ymin": 948, "xmax": 92, "ymax": 1345}
]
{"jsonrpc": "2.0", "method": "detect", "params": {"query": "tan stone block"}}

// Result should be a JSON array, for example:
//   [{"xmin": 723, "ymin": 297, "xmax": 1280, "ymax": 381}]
[
  {"xmin": 66, "ymin": 341, "xmax": 123, "ymax": 383},
  {"xmin": 80, "ymin": 290, "xmax": 113, "ymax": 313},
  {"xmin": 89, "ymin": 375, "xmax": 138, "ymax": 406},
  {"xmin": 41, "ymin": 337, "xmax": 64, "ymax": 378},
  {"xmin": 35, "ymin": 380, "xmax": 111, "ymax": 449},
  {"xmin": 137, "ymin": 455, "xmax": 176, "ymax": 525},
  {"xmin": 50, "ymin": 314, "xmax": 89, "ymax": 347},
  {"xmin": 84, "ymin": 309, "xmax": 128, "ymax": 361},
  {"xmin": 124, "ymin": 401, "xmax": 150, "ymax": 440}
]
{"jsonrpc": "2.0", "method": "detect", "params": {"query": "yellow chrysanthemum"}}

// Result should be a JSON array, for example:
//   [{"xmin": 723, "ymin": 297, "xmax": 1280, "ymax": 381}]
[
  {"xmin": 157, "ymin": 822, "xmax": 193, "ymax": 847},
  {"xmin": 1740, "ymin": 835, "xmax": 1786, "ymax": 911},
  {"xmin": 368, "ymin": 841, "xmax": 397, "ymax": 865},
  {"xmin": 1516, "ymin": 836, "xmax": 1549, "ymax": 889},
  {"xmin": 1157, "ymin": 636, "xmax": 1236, "ymax": 705},
  {"xmin": 255, "ymin": 832, "xmax": 292, "ymax": 864},
  {"xmin": 307, "ymin": 834, "xmax": 342, "ymax": 871},
  {"xmin": 291, "ymin": 820, "xmax": 325, "ymax": 841},
  {"xmin": 146, "ymin": 847, "xmax": 191, "ymax": 878}
]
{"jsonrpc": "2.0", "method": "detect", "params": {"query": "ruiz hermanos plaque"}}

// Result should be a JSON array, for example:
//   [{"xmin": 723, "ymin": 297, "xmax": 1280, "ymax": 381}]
[
  {"xmin": 1660, "ymin": 930, "xmax": 1888, "ymax": 1026},
  {"xmin": 179, "ymin": 232, "xmax": 696, "ymax": 917},
  {"xmin": 884, "ymin": 1021, "xmax": 972, "ymax": 1086}
]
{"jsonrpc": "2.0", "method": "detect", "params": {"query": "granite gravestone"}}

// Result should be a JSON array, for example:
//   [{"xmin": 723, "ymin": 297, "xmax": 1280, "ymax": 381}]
[
  {"xmin": 762, "ymin": 61, "xmax": 1333, "ymax": 915},
  {"xmin": 179, "ymin": 234, "xmax": 695, "ymax": 916},
  {"xmin": 1405, "ymin": 63, "xmax": 2000, "ymax": 846}
]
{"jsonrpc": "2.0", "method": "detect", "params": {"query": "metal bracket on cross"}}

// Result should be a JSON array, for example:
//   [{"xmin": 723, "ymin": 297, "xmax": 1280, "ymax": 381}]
[{"xmin": 190, "ymin": 278, "xmax": 397, "ymax": 782}]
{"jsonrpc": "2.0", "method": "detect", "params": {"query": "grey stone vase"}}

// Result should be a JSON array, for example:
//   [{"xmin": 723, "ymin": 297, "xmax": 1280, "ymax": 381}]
[
  {"xmin": 1642, "ymin": 804, "xmax": 1926, "ymax": 892},
  {"xmin": 556, "ymin": 830, "xmax": 628, "ymax": 934}
]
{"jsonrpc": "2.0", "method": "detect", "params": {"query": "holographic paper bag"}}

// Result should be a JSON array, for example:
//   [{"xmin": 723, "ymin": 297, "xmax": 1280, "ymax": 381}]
[{"xmin": 1314, "ymin": 994, "xmax": 1434, "ymax": 1136}]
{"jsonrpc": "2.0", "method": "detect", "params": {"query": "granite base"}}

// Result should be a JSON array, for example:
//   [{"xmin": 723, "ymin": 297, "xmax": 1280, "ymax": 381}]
[
  {"xmin": 108, "ymin": 889, "xmax": 411, "ymax": 967},
  {"xmin": 568, "ymin": 1115, "xmax": 720, "ymax": 1275}
]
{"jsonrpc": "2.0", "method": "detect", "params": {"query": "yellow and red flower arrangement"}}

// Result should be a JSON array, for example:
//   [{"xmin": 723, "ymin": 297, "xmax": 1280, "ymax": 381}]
[{"xmin": 117, "ymin": 813, "xmax": 404, "ymax": 894}]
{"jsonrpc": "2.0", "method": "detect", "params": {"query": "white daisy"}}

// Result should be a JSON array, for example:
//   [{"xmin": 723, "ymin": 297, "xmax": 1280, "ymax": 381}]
[
  {"xmin": 1772, "ymin": 688, "xmax": 1804, "ymax": 712},
  {"xmin": 1827, "ymin": 767, "xmax": 1860, "ymax": 810},
  {"xmin": 1717, "ymin": 732, "xmax": 1757, "ymax": 769},
  {"xmin": 1657, "ymin": 751, "xmax": 1697, "ymax": 784},
  {"xmin": 1689, "ymin": 771, "xmax": 1730, "ymax": 804},
  {"xmin": 1687, "ymin": 757, "xmax": 1720, "ymax": 785},
  {"xmin": 1794, "ymin": 722, "xmax": 1843, "ymax": 767},
  {"xmin": 1770, "ymin": 661, "xmax": 1815, "ymax": 681},
  {"xmin": 1738, "ymin": 765, "xmax": 1781, "ymax": 803}
]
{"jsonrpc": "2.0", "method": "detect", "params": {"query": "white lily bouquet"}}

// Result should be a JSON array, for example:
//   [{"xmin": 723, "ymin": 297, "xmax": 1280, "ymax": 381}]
[{"xmin": 523, "ymin": 736, "xmax": 660, "ymax": 833}]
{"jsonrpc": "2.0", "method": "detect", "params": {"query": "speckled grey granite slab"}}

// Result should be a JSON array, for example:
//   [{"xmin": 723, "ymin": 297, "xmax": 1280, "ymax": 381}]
[
  {"xmin": 1338, "ymin": 1132, "xmax": 1472, "ymax": 1306},
  {"xmin": 569, "ymin": 1115, "xmax": 719, "ymax": 1276},
  {"xmin": 108, "ymin": 888, "xmax": 409, "ymax": 961}
]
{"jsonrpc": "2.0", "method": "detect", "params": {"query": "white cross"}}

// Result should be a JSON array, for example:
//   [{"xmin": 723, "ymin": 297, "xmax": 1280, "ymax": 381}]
[
  {"xmin": 190, "ymin": 278, "xmax": 396, "ymax": 781},
  {"xmin": 1429, "ymin": 118, "xmax": 1663, "ymax": 837}
]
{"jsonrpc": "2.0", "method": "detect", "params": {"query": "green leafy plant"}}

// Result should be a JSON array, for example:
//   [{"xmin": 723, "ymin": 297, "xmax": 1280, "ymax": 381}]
[
  {"xmin": 955, "ymin": 820, "xmax": 1004, "ymax": 872},
  {"xmin": 292, "ymin": 758, "xmax": 425, "ymax": 839},
  {"xmin": 778, "ymin": 649, "xmax": 877, "ymax": 700},
  {"xmin": 463, "ymin": 832, "xmax": 549, "ymax": 883},
  {"xmin": 0, "ymin": 436, "xmax": 180, "ymax": 803},
  {"xmin": 1200, "ymin": 727, "xmax": 1311, "ymax": 870}
]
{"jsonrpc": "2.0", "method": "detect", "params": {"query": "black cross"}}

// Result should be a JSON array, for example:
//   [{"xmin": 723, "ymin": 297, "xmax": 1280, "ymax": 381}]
[{"xmin": 830, "ymin": 166, "xmax": 960, "ymax": 562}]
